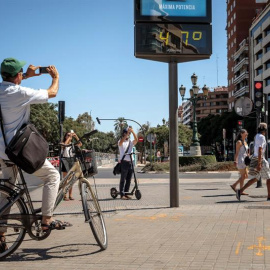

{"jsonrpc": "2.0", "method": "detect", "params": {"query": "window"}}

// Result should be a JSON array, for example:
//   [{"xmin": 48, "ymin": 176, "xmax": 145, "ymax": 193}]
[
  {"xmin": 256, "ymin": 35, "xmax": 263, "ymax": 44},
  {"xmin": 234, "ymin": 25, "xmax": 236, "ymax": 32},
  {"xmin": 266, "ymin": 77, "xmax": 270, "ymax": 86},
  {"xmin": 266, "ymin": 43, "xmax": 270, "ymax": 53},
  {"xmin": 266, "ymin": 61, "xmax": 270, "ymax": 70},
  {"xmin": 265, "ymin": 28, "xmax": 270, "ymax": 36},
  {"xmin": 234, "ymin": 13, "xmax": 236, "ymax": 19},
  {"xmin": 256, "ymin": 51, "xmax": 263, "ymax": 60},
  {"xmin": 256, "ymin": 67, "xmax": 263, "ymax": 76}
]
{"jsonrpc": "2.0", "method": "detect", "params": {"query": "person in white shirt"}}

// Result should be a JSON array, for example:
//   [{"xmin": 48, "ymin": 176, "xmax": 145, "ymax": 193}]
[
  {"xmin": 118, "ymin": 127, "xmax": 138, "ymax": 200},
  {"xmin": 0, "ymin": 58, "xmax": 71, "ymax": 249},
  {"xmin": 236, "ymin": 123, "xmax": 270, "ymax": 201}
]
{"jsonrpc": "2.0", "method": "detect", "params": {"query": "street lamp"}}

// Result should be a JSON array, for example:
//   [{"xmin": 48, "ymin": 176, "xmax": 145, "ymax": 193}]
[{"xmin": 179, "ymin": 73, "xmax": 209, "ymax": 156}]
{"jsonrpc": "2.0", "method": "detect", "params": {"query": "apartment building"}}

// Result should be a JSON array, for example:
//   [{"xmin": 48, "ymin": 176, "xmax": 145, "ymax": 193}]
[{"xmin": 227, "ymin": 0, "xmax": 266, "ymax": 109}]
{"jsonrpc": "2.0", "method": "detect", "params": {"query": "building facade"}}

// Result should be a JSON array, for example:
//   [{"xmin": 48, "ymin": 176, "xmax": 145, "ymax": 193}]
[
  {"xmin": 250, "ymin": 3, "xmax": 270, "ymax": 101},
  {"xmin": 227, "ymin": 0, "xmax": 266, "ymax": 110},
  {"xmin": 181, "ymin": 87, "xmax": 228, "ymax": 126}
]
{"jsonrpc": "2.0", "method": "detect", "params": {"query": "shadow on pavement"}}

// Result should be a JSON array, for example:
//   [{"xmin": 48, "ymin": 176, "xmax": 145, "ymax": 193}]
[
  {"xmin": 202, "ymin": 194, "xmax": 235, "ymax": 198},
  {"xmin": 4, "ymin": 243, "xmax": 103, "ymax": 261}
]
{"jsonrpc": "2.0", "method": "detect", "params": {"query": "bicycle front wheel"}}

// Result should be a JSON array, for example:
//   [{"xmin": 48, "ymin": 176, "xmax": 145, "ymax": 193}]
[
  {"xmin": 81, "ymin": 180, "xmax": 107, "ymax": 250},
  {"xmin": 0, "ymin": 186, "xmax": 27, "ymax": 260}
]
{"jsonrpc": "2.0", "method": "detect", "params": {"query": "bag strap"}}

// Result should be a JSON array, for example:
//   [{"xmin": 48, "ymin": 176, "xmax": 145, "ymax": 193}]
[
  {"xmin": 121, "ymin": 140, "xmax": 131, "ymax": 162},
  {"xmin": 0, "ymin": 105, "xmax": 7, "ymax": 147},
  {"xmin": 241, "ymin": 140, "xmax": 248, "ymax": 152}
]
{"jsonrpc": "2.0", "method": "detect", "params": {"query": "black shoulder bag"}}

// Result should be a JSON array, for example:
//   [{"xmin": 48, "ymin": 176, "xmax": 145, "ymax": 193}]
[
  {"xmin": 113, "ymin": 140, "xmax": 131, "ymax": 175},
  {"xmin": 242, "ymin": 140, "xmax": 251, "ymax": 166},
  {"xmin": 0, "ymin": 105, "xmax": 49, "ymax": 174}
]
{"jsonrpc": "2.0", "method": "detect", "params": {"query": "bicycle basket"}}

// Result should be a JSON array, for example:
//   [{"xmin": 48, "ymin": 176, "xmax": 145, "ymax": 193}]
[{"xmin": 82, "ymin": 150, "xmax": 98, "ymax": 177}]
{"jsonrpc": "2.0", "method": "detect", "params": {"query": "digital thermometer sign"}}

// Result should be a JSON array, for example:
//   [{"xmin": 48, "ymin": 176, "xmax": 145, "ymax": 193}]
[{"xmin": 135, "ymin": 23, "xmax": 212, "ymax": 62}]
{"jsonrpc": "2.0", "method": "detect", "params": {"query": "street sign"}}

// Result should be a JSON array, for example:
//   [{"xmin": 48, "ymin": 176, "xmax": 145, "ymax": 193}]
[
  {"xmin": 234, "ymin": 97, "xmax": 253, "ymax": 116},
  {"xmin": 147, "ymin": 133, "xmax": 155, "ymax": 143},
  {"xmin": 178, "ymin": 145, "xmax": 184, "ymax": 156},
  {"xmin": 138, "ymin": 137, "xmax": 144, "ymax": 142},
  {"xmin": 135, "ymin": 0, "xmax": 212, "ymax": 23}
]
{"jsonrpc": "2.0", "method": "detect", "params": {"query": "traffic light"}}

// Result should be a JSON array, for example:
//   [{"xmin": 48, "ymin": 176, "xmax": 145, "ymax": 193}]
[
  {"xmin": 237, "ymin": 120, "xmax": 243, "ymax": 130},
  {"xmin": 254, "ymin": 81, "xmax": 263, "ymax": 110}
]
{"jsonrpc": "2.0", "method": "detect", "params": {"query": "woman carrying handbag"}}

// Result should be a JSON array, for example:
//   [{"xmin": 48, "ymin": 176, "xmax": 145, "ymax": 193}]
[{"xmin": 230, "ymin": 129, "xmax": 249, "ymax": 195}]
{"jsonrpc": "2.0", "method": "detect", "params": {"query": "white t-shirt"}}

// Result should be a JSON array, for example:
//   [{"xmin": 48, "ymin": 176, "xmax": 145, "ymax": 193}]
[
  {"xmin": 253, "ymin": 133, "xmax": 266, "ymax": 158},
  {"xmin": 118, "ymin": 139, "xmax": 134, "ymax": 162},
  {"xmin": 0, "ymin": 81, "xmax": 48, "ymax": 159}
]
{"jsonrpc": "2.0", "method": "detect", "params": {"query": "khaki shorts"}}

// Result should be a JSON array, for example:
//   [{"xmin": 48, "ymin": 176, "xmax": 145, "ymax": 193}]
[{"xmin": 249, "ymin": 157, "xmax": 270, "ymax": 180}]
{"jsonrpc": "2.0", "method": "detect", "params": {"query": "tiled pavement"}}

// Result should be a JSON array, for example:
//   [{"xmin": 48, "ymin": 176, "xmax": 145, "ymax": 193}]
[{"xmin": 2, "ymin": 172, "xmax": 270, "ymax": 269}]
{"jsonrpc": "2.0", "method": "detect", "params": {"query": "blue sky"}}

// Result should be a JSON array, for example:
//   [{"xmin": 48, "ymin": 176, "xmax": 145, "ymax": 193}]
[{"xmin": 0, "ymin": 0, "xmax": 227, "ymax": 133}]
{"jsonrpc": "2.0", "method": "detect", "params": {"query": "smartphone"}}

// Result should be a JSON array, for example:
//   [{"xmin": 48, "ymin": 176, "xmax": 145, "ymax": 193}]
[
  {"xmin": 70, "ymin": 130, "xmax": 74, "ymax": 134},
  {"xmin": 39, "ymin": 67, "xmax": 49, "ymax": 74}
]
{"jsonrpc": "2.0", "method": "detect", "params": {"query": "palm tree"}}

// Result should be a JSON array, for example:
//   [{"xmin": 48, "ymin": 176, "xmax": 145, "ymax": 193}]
[{"xmin": 114, "ymin": 117, "xmax": 128, "ymax": 139}]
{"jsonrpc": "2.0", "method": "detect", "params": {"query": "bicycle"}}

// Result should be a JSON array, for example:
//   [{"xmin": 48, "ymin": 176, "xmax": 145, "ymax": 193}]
[{"xmin": 0, "ymin": 130, "xmax": 107, "ymax": 260}]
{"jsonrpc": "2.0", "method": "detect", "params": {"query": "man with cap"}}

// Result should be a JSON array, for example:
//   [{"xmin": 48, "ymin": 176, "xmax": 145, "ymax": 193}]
[
  {"xmin": 236, "ymin": 122, "xmax": 270, "ymax": 201},
  {"xmin": 0, "ymin": 58, "xmax": 70, "ymax": 251},
  {"xmin": 118, "ymin": 126, "xmax": 138, "ymax": 199}
]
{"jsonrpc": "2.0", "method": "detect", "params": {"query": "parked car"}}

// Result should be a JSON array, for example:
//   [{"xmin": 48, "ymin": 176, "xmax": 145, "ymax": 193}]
[{"xmin": 47, "ymin": 157, "xmax": 59, "ymax": 167}]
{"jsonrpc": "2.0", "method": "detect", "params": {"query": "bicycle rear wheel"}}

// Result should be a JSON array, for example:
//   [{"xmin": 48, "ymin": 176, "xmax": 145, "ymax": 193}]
[
  {"xmin": 0, "ymin": 186, "xmax": 27, "ymax": 260},
  {"xmin": 81, "ymin": 180, "xmax": 107, "ymax": 250}
]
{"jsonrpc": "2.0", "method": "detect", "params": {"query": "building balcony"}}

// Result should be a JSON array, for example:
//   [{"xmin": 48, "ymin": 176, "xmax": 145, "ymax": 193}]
[
  {"xmin": 233, "ymin": 71, "xmax": 249, "ymax": 85},
  {"xmin": 262, "ymin": 50, "xmax": 270, "ymax": 64},
  {"xmin": 263, "ymin": 68, "xmax": 270, "ymax": 80},
  {"xmin": 262, "ymin": 34, "xmax": 270, "ymax": 48},
  {"xmin": 233, "ymin": 58, "xmax": 249, "ymax": 73},
  {"xmin": 254, "ymin": 58, "xmax": 263, "ymax": 70},
  {"xmin": 262, "ymin": 16, "xmax": 270, "ymax": 32},
  {"xmin": 234, "ymin": 41, "xmax": 248, "ymax": 61},
  {"xmin": 253, "ymin": 25, "xmax": 262, "ymax": 40},
  {"xmin": 233, "ymin": 86, "xmax": 249, "ymax": 98}
]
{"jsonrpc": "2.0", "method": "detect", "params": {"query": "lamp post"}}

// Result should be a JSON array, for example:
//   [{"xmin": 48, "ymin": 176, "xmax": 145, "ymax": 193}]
[{"xmin": 179, "ymin": 73, "xmax": 209, "ymax": 156}]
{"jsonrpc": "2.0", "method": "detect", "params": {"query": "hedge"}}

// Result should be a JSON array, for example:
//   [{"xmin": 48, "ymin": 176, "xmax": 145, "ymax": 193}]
[{"xmin": 179, "ymin": 155, "xmax": 216, "ymax": 166}]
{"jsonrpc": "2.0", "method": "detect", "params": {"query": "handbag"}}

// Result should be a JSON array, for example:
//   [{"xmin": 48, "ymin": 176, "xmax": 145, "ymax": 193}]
[
  {"xmin": 113, "ymin": 140, "xmax": 131, "ymax": 175},
  {"xmin": 0, "ymin": 106, "xmax": 49, "ymax": 174},
  {"xmin": 242, "ymin": 140, "xmax": 251, "ymax": 166}
]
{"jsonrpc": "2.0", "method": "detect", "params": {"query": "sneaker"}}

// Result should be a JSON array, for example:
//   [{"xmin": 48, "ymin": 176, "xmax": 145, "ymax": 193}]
[
  {"xmin": 236, "ymin": 189, "xmax": 241, "ymax": 201},
  {"xmin": 121, "ymin": 196, "xmax": 128, "ymax": 200},
  {"xmin": 125, "ymin": 195, "xmax": 132, "ymax": 200}
]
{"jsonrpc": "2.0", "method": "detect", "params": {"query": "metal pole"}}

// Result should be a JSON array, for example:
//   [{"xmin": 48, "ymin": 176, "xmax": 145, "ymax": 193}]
[
  {"xmin": 265, "ymin": 94, "xmax": 268, "ymax": 161},
  {"xmin": 256, "ymin": 109, "xmax": 263, "ymax": 188},
  {"xmin": 169, "ymin": 62, "xmax": 179, "ymax": 207},
  {"xmin": 59, "ymin": 123, "xmax": 63, "ymax": 178}
]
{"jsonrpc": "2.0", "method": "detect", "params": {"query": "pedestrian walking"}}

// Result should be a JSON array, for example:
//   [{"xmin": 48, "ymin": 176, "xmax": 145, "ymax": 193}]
[
  {"xmin": 230, "ymin": 129, "xmax": 249, "ymax": 195},
  {"xmin": 236, "ymin": 123, "xmax": 270, "ymax": 201},
  {"xmin": 157, "ymin": 149, "xmax": 161, "ymax": 163}
]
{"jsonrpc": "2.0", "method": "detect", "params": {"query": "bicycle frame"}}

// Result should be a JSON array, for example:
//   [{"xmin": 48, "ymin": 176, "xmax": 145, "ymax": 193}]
[{"xmin": 54, "ymin": 158, "xmax": 85, "ymax": 209}]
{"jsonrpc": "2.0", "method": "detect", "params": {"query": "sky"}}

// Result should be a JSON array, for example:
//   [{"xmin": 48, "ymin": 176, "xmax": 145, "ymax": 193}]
[{"xmin": 0, "ymin": 0, "xmax": 227, "ymax": 133}]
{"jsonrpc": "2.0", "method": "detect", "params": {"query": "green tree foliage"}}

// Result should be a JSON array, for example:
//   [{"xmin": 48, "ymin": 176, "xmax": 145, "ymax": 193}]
[
  {"xmin": 198, "ymin": 111, "xmax": 257, "ymax": 146},
  {"xmin": 76, "ymin": 112, "xmax": 93, "ymax": 132},
  {"xmin": 84, "ymin": 131, "xmax": 117, "ymax": 153},
  {"xmin": 114, "ymin": 117, "xmax": 127, "ymax": 139},
  {"xmin": 30, "ymin": 103, "xmax": 59, "ymax": 144},
  {"xmin": 30, "ymin": 103, "xmax": 118, "ymax": 152}
]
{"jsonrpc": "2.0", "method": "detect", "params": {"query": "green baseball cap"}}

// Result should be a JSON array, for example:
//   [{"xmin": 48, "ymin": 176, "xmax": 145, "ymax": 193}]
[{"xmin": 1, "ymin": 57, "xmax": 26, "ymax": 77}]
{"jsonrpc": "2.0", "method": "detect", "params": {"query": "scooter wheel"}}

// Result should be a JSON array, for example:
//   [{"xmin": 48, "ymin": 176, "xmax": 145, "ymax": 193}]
[
  {"xmin": 135, "ymin": 190, "xmax": 142, "ymax": 200},
  {"xmin": 110, "ymin": 187, "xmax": 118, "ymax": 199}
]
